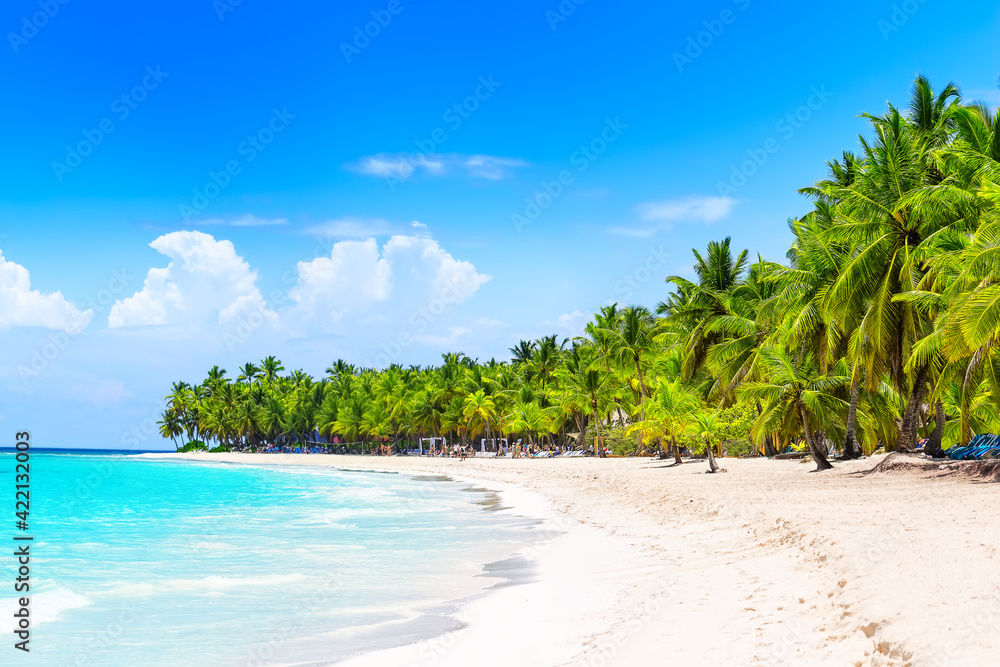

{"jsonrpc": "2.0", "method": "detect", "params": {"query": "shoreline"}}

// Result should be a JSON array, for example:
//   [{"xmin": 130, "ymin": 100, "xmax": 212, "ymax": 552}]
[
  {"xmin": 139, "ymin": 452, "xmax": 648, "ymax": 666},
  {"xmin": 139, "ymin": 452, "xmax": 1000, "ymax": 666}
]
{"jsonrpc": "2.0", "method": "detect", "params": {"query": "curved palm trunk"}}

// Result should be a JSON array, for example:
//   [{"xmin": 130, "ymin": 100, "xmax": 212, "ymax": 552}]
[
  {"xmin": 896, "ymin": 363, "xmax": 929, "ymax": 453},
  {"xmin": 671, "ymin": 435, "xmax": 682, "ymax": 465},
  {"xmin": 927, "ymin": 399, "xmax": 945, "ymax": 457},
  {"xmin": 799, "ymin": 403, "xmax": 833, "ymax": 471},
  {"xmin": 705, "ymin": 436, "xmax": 720, "ymax": 473},
  {"xmin": 843, "ymin": 377, "xmax": 863, "ymax": 459}
]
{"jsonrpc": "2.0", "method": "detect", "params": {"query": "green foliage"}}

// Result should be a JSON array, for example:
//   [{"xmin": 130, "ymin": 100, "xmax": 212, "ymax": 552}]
[
  {"xmin": 160, "ymin": 76, "xmax": 1000, "ymax": 461},
  {"xmin": 590, "ymin": 425, "xmax": 639, "ymax": 456},
  {"xmin": 178, "ymin": 441, "xmax": 207, "ymax": 452},
  {"xmin": 713, "ymin": 403, "xmax": 757, "ymax": 457}
]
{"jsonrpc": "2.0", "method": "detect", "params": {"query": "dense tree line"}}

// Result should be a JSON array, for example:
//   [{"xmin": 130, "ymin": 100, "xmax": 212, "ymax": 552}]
[{"xmin": 161, "ymin": 77, "xmax": 1000, "ymax": 471}]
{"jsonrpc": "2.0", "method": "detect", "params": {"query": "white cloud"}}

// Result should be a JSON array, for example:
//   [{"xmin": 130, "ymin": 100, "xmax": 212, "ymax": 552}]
[
  {"xmin": 290, "ymin": 234, "xmax": 491, "ymax": 331},
  {"xmin": 290, "ymin": 238, "xmax": 392, "ymax": 321},
  {"xmin": 350, "ymin": 154, "xmax": 445, "ymax": 179},
  {"xmin": 461, "ymin": 155, "xmax": 527, "ymax": 180},
  {"xmin": 0, "ymin": 249, "xmax": 93, "ymax": 333},
  {"xmin": 305, "ymin": 218, "xmax": 402, "ymax": 239},
  {"xmin": 542, "ymin": 310, "xmax": 589, "ymax": 337},
  {"xmin": 636, "ymin": 196, "xmax": 737, "ymax": 223},
  {"xmin": 611, "ymin": 196, "xmax": 739, "ymax": 238},
  {"xmin": 70, "ymin": 379, "xmax": 133, "ymax": 409},
  {"xmin": 108, "ymin": 231, "xmax": 277, "ymax": 329},
  {"xmin": 347, "ymin": 153, "xmax": 526, "ymax": 181},
  {"xmin": 414, "ymin": 326, "xmax": 473, "ymax": 346},
  {"xmin": 199, "ymin": 215, "xmax": 288, "ymax": 227}
]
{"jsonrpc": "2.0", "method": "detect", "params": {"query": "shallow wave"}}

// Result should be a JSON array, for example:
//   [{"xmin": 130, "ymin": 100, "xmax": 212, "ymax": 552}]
[
  {"xmin": 0, "ymin": 588, "xmax": 90, "ymax": 632},
  {"xmin": 104, "ymin": 573, "xmax": 310, "ymax": 598},
  {"xmin": 24, "ymin": 455, "xmax": 542, "ymax": 664}
]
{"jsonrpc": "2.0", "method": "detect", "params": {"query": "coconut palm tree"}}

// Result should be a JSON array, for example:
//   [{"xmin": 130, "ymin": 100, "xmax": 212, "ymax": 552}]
[
  {"xmin": 741, "ymin": 348, "xmax": 850, "ymax": 471},
  {"xmin": 509, "ymin": 340, "xmax": 536, "ymax": 365},
  {"xmin": 666, "ymin": 237, "xmax": 749, "ymax": 382},
  {"xmin": 811, "ymin": 78, "xmax": 968, "ymax": 452},
  {"xmin": 157, "ymin": 412, "xmax": 183, "ymax": 450},
  {"xmin": 463, "ymin": 390, "xmax": 497, "ymax": 446},
  {"xmin": 631, "ymin": 379, "xmax": 702, "ymax": 465},
  {"xmin": 612, "ymin": 306, "xmax": 656, "ymax": 415},
  {"xmin": 237, "ymin": 362, "xmax": 261, "ymax": 385},
  {"xmin": 691, "ymin": 411, "xmax": 721, "ymax": 473},
  {"xmin": 260, "ymin": 356, "xmax": 284, "ymax": 383}
]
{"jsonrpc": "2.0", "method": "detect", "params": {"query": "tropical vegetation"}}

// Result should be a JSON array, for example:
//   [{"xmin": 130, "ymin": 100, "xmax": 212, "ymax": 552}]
[{"xmin": 160, "ymin": 77, "xmax": 1000, "ymax": 472}]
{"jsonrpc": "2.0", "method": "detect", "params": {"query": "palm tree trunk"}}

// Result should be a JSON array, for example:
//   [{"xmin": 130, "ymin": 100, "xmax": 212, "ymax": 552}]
[
  {"xmin": 800, "ymin": 403, "xmax": 833, "ymax": 471},
  {"xmin": 764, "ymin": 435, "xmax": 777, "ymax": 457},
  {"xmin": 896, "ymin": 363, "xmax": 929, "ymax": 453},
  {"xmin": 671, "ymin": 435, "xmax": 682, "ymax": 465},
  {"xmin": 591, "ymin": 399, "xmax": 602, "ymax": 457},
  {"xmin": 755, "ymin": 400, "xmax": 777, "ymax": 457},
  {"xmin": 705, "ymin": 436, "xmax": 720, "ymax": 473},
  {"xmin": 635, "ymin": 356, "xmax": 647, "ymax": 404},
  {"xmin": 927, "ymin": 399, "xmax": 945, "ymax": 457},
  {"xmin": 843, "ymin": 377, "xmax": 863, "ymax": 459}
]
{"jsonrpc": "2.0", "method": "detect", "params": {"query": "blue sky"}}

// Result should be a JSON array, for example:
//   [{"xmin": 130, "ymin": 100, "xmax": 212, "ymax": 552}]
[{"xmin": 2, "ymin": 0, "xmax": 999, "ymax": 449}]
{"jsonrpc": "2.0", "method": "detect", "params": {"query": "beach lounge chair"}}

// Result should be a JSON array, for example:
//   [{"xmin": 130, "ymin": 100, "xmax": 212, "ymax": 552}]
[{"xmin": 949, "ymin": 433, "xmax": 1000, "ymax": 460}]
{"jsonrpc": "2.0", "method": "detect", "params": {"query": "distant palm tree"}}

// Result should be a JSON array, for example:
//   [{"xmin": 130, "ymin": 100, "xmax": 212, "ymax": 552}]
[
  {"xmin": 463, "ymin": 390, "xmax": 497, "ymax": 444},
  {"xmin": 509, "ymin": 340, "xmax": 536, "ymax": 365},
  {"xmin": 613, "ymin": 305, "xmax": 656, "ymax": 427},
  {"xmin": 260, "ymin": 356, "xmax": 284, "ymax": 383},
  {"xmin": 237, "ymin": 362, "xmax": 260, "ymax": 385},
  {"xmin": 157, "ymin": 412, "xmax": 183, "ymax": 450}
]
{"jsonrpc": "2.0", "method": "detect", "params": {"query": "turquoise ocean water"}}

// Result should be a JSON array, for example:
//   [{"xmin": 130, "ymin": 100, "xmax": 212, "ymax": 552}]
[{"xmin": 0, "ymin": 454, "xmax": 540, "ymax": 666}]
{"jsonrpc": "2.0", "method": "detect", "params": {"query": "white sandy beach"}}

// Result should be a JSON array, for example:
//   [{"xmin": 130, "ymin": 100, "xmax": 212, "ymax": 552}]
[{"xmin": 147, "ymin": 452, "xmax": 1000, "ymax": 666}]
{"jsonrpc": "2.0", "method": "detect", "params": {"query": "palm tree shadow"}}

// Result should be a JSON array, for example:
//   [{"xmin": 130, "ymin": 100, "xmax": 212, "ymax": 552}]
[
  {"xmin": 849, "ymin": 452, "xmax": 1000, "ymax": 483},
  {"xmin": 646, "ymin": 459, "xmax": 696, "ymax": 468}
]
